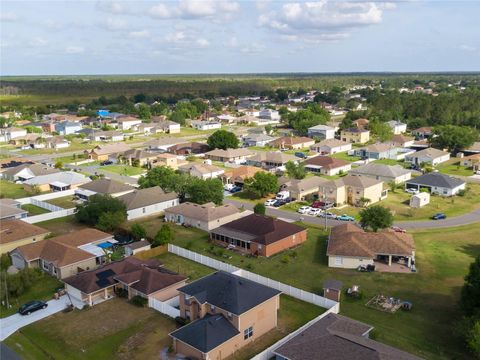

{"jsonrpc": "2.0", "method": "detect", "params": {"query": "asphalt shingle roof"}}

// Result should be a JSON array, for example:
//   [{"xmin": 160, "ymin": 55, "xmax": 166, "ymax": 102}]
[{"xmin": 406, "ymin": 172, "xmax": 465, "ymax": 189}]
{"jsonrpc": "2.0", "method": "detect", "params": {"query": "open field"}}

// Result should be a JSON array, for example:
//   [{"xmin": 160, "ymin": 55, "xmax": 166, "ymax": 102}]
[
  {"xmin": 21, "ymin": 204, "xmax": 50, "ymax": 216},
  {"xmin": 101, "ymin": 165, "xmax": 146, "ymax": 176},
  {"xmin": 0, "ymin": 180, "xmax": 30, "ymax": 199},
  {"xmin": 149, "ymin": 220, "xmax": 480, "ymax": 359}
]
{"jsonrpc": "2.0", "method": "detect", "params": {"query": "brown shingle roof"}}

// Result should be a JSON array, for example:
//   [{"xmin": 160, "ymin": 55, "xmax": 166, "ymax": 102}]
[
  {"xmin": 222, "ymin": 166, "xmax": 265, "ymax": 181},
  {"xmin": 304, "ymin": 156, "xmax": 350, "ymax": 170},
  {"xmin": 78, "ymin": 178, "xmax": 134, "ymax": 194},
  {"xmin": 89, "ymin": 143, "xmax": 131, "ymax": 156},
  {"xmin": 0, "ymin": 220, "xmax": 49, "ymax": 244},
  {"xmin": 117, "ymin": 186, "xmax": 177, "ymax": 210},
  {"xmin": 269, "ymin": 136, "xmax": 314, "ymax": 147}
]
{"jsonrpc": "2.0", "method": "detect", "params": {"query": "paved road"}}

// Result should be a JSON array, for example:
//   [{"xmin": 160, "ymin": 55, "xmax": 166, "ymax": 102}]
[
  {"xmin": 0, "ymin": 296, "xmax": 70, "ymax": 341},
  {"xmin": 0, "ymin": 343, "xmax": 22, "ymax": 360},
  {"xmin": 225, "ymin": 198, "xmax": 480, "ymax": 230}
]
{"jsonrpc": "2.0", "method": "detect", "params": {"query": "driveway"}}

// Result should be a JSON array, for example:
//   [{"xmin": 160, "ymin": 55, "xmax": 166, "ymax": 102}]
[{"xmin": 0, "ymin": 296, "xmax": 71, "ymax": 341}]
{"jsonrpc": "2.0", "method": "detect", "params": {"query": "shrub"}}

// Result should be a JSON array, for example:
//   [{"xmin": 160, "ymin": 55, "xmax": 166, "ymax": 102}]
[
  {"xmin": 458, "ymin": 189, "xmax": 467, "ymax": 197},
  {"xmin": 130, "ymin": 223, "xmax": 147, "ymax": 241},
  {"xmin": 153, "ymin": 224, "xmax": 174, "ymax": 247},
  {"xmin": 281, "ymin": 255, "xmax": 290, "ymax": 264},
  {"xmin": 130, "ymin": 295, "xmax": 148, "ymax": 307}
]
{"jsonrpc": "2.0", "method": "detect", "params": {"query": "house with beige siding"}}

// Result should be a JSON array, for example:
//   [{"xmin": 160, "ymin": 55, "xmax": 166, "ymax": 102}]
[
  {"xmin": 0, "ymin": 199, "xmax": 28, "ymax": 220},
  {"xmin": 205, "ymin": 148, "xmax": 254, "ymax": 164},
  {"xmin": 170, "ymin": 271, "xmax": 281, "ymax": 360},
  {"xmin": 74, "ymin": 178, "xmax": 135, "ymax": 201},
  {"xmin": 268, "ymin": 136, "xmax": 315, "ymax": 150},
  {"xmin": 117, "ymin": 186, "xmax": 179, "ymax": 220},
  {"xmin": 178, "ymin": 162, "xmax": 225, "ymax": 179},
  {"xmin": 280, "ymin": 176, "xmax": 329, "ymax": 201},
  {"xmin": 404, "ymin": 147, "xmax": 450, "ymax": 167},
  {"xmin": 349, "ymin": 163, "xmax": 412, "ymax": 184},
  {"xmin": 85, "ymin": 143, "xmax": 132, "ymax": 161},
  {"xmin": 340, "ymin": 128, "xmax": 370, "ymax": 144},
  {"xmin": 310, "ymin": 139, "xmax": 352, "ymax": 155},
  {"xmin": 0, "ymin": 220, "xmax": 50, "ymax": 254},
  {"xmin": 303, "ymin": 156, "xmax": 351, "ymax": 176}
]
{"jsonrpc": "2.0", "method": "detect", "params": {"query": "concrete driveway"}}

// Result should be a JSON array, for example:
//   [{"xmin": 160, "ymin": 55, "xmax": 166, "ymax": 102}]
[{"xmin": 0, "ymin": 296, "xmax": 71, "ymax": 341}]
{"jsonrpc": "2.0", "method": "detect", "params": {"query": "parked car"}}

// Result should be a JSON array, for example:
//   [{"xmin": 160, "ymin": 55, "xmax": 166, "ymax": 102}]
[
  {"xmin": 224, "ymin": 184, "xmax": 235, "ymax": 191},
  {"xmin": 405, "ymin": 188, "xmax": 419, "ymax": 195},
  {"xmin": 229, "ymin": 186, "xmax": 242, "ymax": 193},
  {"xmin": 19, "ymin": 300, "xmax": 48, "ymax": 315},
  {"xmin": 357, "ymin": 264, "xmax": 375, "ymax": 272},
  {"xmin": 311, "ymin": 200, "xmax": 334, "ymax": 209},
  {"xmin": 275, "ymin": 191, "xmax": 290, "ymax": 200},
  {"xmin": 432, "ymin": 213, "xmax": 447, "ymax": 220},
  {"xmin": 264, "ymin": 199, "xmax": 277, "ymax": 206},
  {"xmin": 273, "ymin": 200, "xmax": 286, "ymax": 207},
  {"xmin": 391, "ymin": 226, "xmax": 406, "ymax": 233},
  {"xmin": 100, "ymin": 160, "xmax": 113, "ymax": 166},
  {"xmin": 337, "ymin": 214, "xmax": 355, "ymax": 221},
  {"xmin": 308, "ymin": 208, "xmax": 322, "ymax": 216},
  {"xmin": 294, "ymin": 152, "xmax": 307, "ymax": 159},
  {"xmin": 320, "ymin": 212, "xmax": 337, "ymax": 219},
  {"xmin": 297, "ymin": 206, "xmax": 311, "ymax": 214}
]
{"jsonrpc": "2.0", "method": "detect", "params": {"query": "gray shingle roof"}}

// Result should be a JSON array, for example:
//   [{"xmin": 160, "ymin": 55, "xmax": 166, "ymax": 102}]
[
  {"xmin": 178, "ymin": 271, "xmax": 281, "ymax": 315},
  {"xmin": 350, "ymin": 163, "xmax": 411, "ymax": 179},
  {"xmin": 406, "ymin": 172, "xmax": 465, "ymax": 189}
]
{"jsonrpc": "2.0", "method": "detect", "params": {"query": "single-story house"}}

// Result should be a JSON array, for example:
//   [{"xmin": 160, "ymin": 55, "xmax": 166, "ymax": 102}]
[
  {"xmin": 178, "ymin": 162, "xmax": 224, "ymax": 179},
  {"xmin": 117, "ymin": 186, "xmax": 179, "ymax": 220},
  {"xmin": 247, "ymin": 151, "xmax": 297, "ymax": 170},
  {"xmin": 167, "ymin": 142, "xmax": 210, "ymax": 156},
  {"xmin": 404, "ymin": 148, "xmax": 450, "ymax": 167},
  {"xmin": 386, "ymin": 120, "xmax": 407, "ymax": 135},
  {"xmin": 55, "ymin": 121, "xmax": 82, "ymax": 135},
  {"xmin": 268, "ymin": 136, "xmax": 315, "ymax": 150},
  {"xmin": 74, "ymin": 178, "xmax": 135, "ymax": 200},
  {"xmin": 411, "ymin": 127, "xmax": 434, "ymax": 139},
  {"xmin": 64, "ymin": 257, "xmax": 187, "ymax": 307},
  {"xmin": 258, "ymin": 108, "xmax": 281, "ymax": 121},
  {"xmin": 23, "ymin": 171, "xmax": 90, "ymax": 192},
  {"xmin": 303, "ymin": 156, "xmax": 351, "ymax": 176},
  {"xmin": 85, "ymin": 143, "xmax": 132, "ymax": 161},
  {"xmin": 117, "ymin": 149, "xmax": 158, "ymax": 167},
  {"xmin": 190, "ymin": 120, "xmax": 221, "ymax": 131},
  {"xmin": 327, "ymin": 223, "xmax": 415, "ymax": 269},
  {"xmin": 310, "ymin": 139, "xmax": 352, "ymax": 155},
  {"xmin": 165, "ymin": 202, "xmax": 245, "ymax": 231},
  {"xmin": 307, "ymin": 125, "xmax": 336, "ymax": 140},
  {"xmin": 171, "ymin": 271, "xmax": 281, "ymax": 360},
  {"xmin": 45, "ymin": 137, "xmax": 70, "ymax": 149},
  {"xmin": 154, "ymin": 153, "xmax": 181, "ymax": 170},
  {"xmin": 11, "ymin": 228, "xmax": 116, "ymax": 279},
  {"xmin": 89, "ymin": 130, "xmax": 124, "ymax": 142},
  {"xmin": 1, "ymin": 163, "xmax": 59, "ymax": 182},
  {"xmin": 349, "ymin": 163, "xmax": 412, "ymax": 184},
  {"xmin": 340, "ymin": 128, "xmax": 370, "ymax": 144},
  {"xmin": 210, "ymin": 214, "xmax": 307, "ymax": 257},
  {"xmin": 144, "ymin": 137, "xmax": 183, "ymax": 151},
  {"xmin": 464, "ymin": 142, "xmax": 480, "ymax": 155},
  {"xmin": 221, "ymin": 165, "xmax": 266, "ymax": 185},
  {"xmin": 405, "ymin": 172, "xmax": 466, "ymax": 196},
  {"xmin": 0, "ymin": 199, "xmax": 28, "ymax": 220},
  {"xmin": 281, "ymin": 176, "xmax": 329, "ymax": 201},
  {"xmin": 124, "ymin": 240, "xmax": 151, "ymax": 256},
  {"xmin": 243, "ymin": 133, "xmax": 276, "ymax": 147},
  {"xmin": 0, "ymin": 127, "xmax": 27, "ymax": 142},
  {"xmin": 117, "ymin": 117, "xmax": 142, "ymax": 130},
  {"xmin": 0, "ymin": 219, "xmax": 49, "ymax": 254},
  {"xmin": 353, "ymin": 143, "xmax": 402, "ymax": 160},
  {"xmin": 273, "ymin": 312, "xmax": 421, "ymax": 360},
  {"xmin": 151, "ymin": 120, "xmax": 181, "ymax": 134},
  {"xmin": 461, "ymin": 153, "xmax": 480, "ymax": 172},
  {"xmin": 390, "ymin": 134, "xmax": 415, "ymax": 148},
  {"xmin": 205, "ymin": 148, "xmax": 254, "ymax": 164}
]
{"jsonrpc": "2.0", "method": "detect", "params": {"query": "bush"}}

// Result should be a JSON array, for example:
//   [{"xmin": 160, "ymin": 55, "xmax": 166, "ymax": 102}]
[
  {"xmin": 245, "ymin": 263, "xmax": 254, "ymax": 271},
  {"xmin": 458, "ymin": 189, "xmax": 467, "ymax": 197},
  {"xmin": 175, "ymin": 316, "xmax": 190, "ymax": 326},
  {"xmin": 131, "ymin": 223, "xmax": 147, "ymax": 241},
  {"xmin": 253, "ymin": 203, "xmax": 266, "ymax": 215},
  {"xmin": 0, "ymin": 253, "xmax": 12, "ymax": 271},
  {"xmin": 153, "ymin": 224, "xmax": 174, "ymax": 247},
  {"xmin": 130, "ymin": 295, "xmax": 148, "ymax": 307}
]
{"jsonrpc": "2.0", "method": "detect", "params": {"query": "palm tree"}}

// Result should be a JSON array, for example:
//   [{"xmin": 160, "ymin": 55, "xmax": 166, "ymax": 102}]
[{"xmin": 358, "ymin": 197, "xmax": 371, "ymax": 208}]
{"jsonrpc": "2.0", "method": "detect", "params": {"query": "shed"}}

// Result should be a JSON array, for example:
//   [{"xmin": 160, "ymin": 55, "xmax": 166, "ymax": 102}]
[
  {"xmin": 410, "ymin": 192, "xmax": 430, "ymax": 208},
  {"xmin": 323, "ymin": 279, "xmax": 343, "ymax": 302},
  {"xmin": 125, "ymin": 240, "xmax": 151, "ymax": 256}
]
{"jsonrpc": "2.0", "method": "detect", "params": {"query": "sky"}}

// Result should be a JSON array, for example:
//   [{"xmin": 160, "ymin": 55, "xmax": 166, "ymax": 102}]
[{"xmin": 1, "ymin": 0, "xmax": 479, "ymax": 75}]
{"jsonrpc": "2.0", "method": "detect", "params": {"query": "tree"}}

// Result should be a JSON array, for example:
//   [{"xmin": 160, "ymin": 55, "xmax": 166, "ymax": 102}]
[
  {"xmin": 186, "ymin": 178, "xmax": 224, "ymax": 205},
  {"xmin": 253, "ymin": 203, "xmax": 266, "ymax": 215},
  {"xmin": 244, "ymin": 172, "xmax": 278, "ymax": 198},
  {"xmin": 131, "ymin": 224, "xmax": 147, "ymax": 241},
  {"xmin": 287, "ymin": 108, "xmax": 330, "ymax": 136},
  {"xmin": 430, "ymin": 125, "xmax": 478, "ymax": 153},
  {"xmin": 359, "ymin": 205, "xmax": 393, "ymax": 232},
  {"xmin": 388, "ymin": 181, "xmax": 399, "ymax": 193},
  {"xmin": 460, "ymin": 255, "xmax": 480, "ymax": 317},
  {"xmin": 207, "ymin": 130, "xmax": 239, "ymax": 150},
  {"xmin": 264, "ymin": 124, "xmax": 273, "ymax": 135},
  {"xmin": 466, "ymin": 319, "xmax": 480, "ymax": 357},
  {"xmin": 136, "ymin": 103, "xmax": 151, "ymax": 120},
  {"xmin": 75, "ymin": 194, "xmax": 127, "ymax": 231},
  {"xmin": 285, "ymin": 161, "xmax": 306, "ymax": 180},
  {"xmin": 0, "ymin": 253, "xmax": 12, "ymax": 271},
  {"xmin": 369, "ymin": 120, "xmax": 394, "ymax": 142},
  {"xmin": 97, "ymin": 211, "xmax": 126, "ymax": 232},
  {"xmin": 153, "ymin": 224, "xmax": 174, "ymax": 247}
]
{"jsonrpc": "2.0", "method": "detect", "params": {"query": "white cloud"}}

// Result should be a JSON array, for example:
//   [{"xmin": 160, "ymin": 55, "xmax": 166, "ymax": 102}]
[
  {"xmin": 240, "ymin": 43, "xmax": 266, "ymax": 54},
  {"xmin": 97, "ymin": 1, "xmax": 130, "ymax": 15},
  {"xmin": 99, "ymin": 17, "xmax": 129, "ymax": 31},
  {"xmin": 196, "ymin": 38, "xmax": 210, "ymax": 48},
  {"xmin": 29, "ymin": 37, "xmax": 48, "ymax": 47},
  {"xmin": 0, "ymin": 12, "xmax": 18, "ymax": 22},
  {"xmin": 148, "ymin": 0, "xmax": 240, "ymax": 20},
  {"xmin": 459, "ymin": 44, "xmax": 477, "ymax": 52},
  {"xmin": 162, "ymin": 29, "xmax": 210, "ymax": 50},
  {"xmin": 65, "ymin": 46, "xmax": 85, "ymax": 54},
  {"xmin": 225, "ymin": 36, "xmax": 239, "ymax": 48},
  {"xmin": 128, "ymin": 30, "xmax": 150, "ymax": 38}
]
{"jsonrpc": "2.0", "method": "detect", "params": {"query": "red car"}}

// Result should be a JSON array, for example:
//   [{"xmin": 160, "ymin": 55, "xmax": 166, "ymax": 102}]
[
  {"xmin": 391, "ymin": 226, "xmax": 406, "ymax": 233},
  {"xmin": 311, "ymin": 200, "xmax": 334, "ymax": 209}
]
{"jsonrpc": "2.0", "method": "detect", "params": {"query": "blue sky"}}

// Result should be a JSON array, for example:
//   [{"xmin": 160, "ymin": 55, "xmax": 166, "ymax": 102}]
[{"xmin": 1, "ymin": 1, "xmax": 479, "ymax": 75}]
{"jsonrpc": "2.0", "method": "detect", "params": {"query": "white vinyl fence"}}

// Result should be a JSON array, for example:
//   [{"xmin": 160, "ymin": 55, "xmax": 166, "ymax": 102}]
[
  {"xmin": 149, "ymin": 297, "xmax": 180, "ymax": 318},
  {"xmin": 168, "ymin": 244, "xmax": 339, "ymax": 311},
  {"xmin": 16, "ymin": 189, "xmax": 77, "ymax": 223},
  {"xmin": 22, "ymin": 208, "xmax": 77, "ymax": 224},
  {"xmin": 16, "ymin": 189, "xmax": 75, "ymax": 203}
]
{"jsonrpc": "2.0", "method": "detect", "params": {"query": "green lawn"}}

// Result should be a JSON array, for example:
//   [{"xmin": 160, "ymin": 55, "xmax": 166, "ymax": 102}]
[
  {"xmin": 0, "ymin": 180, "xmax": 30, "ymax": 199},
  {"xmin": 374, "ymin": 158, "xmax": 405, "ymax": 166},
  {"xmin": 229, "ymin": 191, "xmax": 272, "ymax": 204},
  {"xmin": 21, "ymin": 204, "xmax": 50, "ymax": 216},
  {"xmin": 36, "ymin": 215, "xmax": 87, "ymax": 236},
  {"xmin": 0, "ymin": 271, "xmax": 62, "ymax": 318},
  {"xmin": 331, "ymin": 151, "xmax": 362, "ymax": 162},
  {"xmin": 436, "ymin": 159, "xmax": 474, "ymax": 177},
  {"xmin": 156, "ymin": 252, "xmax": 215, "ymax": 281},
  {"xmin": 160, "ymin": 221, "xmax": 479, "ymax": 359},
  {"xmin": 46, "ymin": 196, "xmax": 77, "ymax": 209},
  {"xmin": 54, "ymin": 153, "xmax": 87, "ymax": 165},
  {"xmin": 101, "ymin": 165, "xmax": 146, "ymax": 176}
]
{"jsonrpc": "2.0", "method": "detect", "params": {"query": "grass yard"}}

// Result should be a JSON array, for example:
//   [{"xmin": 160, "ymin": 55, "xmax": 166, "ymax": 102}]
[
  {"xmin": 36, "ymin": 215, "xmax": 87, "ymax": 236},
  {"xmin": 160, "ymin": 221, "xmax": 479, "ymax": 359},
  {"xmin": 46, "ymin": 195, "xmax": 77, "ymax": 209},
  {"xmin": 156, "ymin": 252, "xmax": 215, "ymax": 281},
  {"xmin": 436, "ymin": 159, "xmax": 474, "ymax": 177},
  {"xmin": 0, "ymin": 271, "xmax": 62, "ymax": 318},
  {"xmin": 54, "ymin": 153, "xmax": 87, "ymax": 165},
  {"xmin": 21, "ymin": 204, "xmax": 50, "ymax": 216},
  {"xmin": 331, "ymin": 151, "xmax": 361, "ymax": 162},
  {"xmin": 4, "ymin": 298, "xmax": 177, "ymax": 360},
  {"xmin": 229, "ymin": 191, "xmax": 272, "ymax": 204},
  {"xmin": 0, "ymin": 179, "xmax": 30, "ymax": 199},
  {"xmin": 374, "ymin": 158, "xmax": 405, "ymax": 166},
  {"xmin": 101, "ymin": 165, "xmax": 146, "ymax": 176}
]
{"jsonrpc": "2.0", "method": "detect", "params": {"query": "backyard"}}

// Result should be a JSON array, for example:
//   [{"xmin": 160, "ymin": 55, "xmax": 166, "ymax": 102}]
[
  {"xmin": 46, "ymin": 195, "xmax": 78, "ymax": 209},
  {"xmin": 101, "ymin": 165, "xmax": 146, "ymax": 176},
  {"xmin": 0, "ymin": 179, "xmax": 30, "ymax": 199},
  {"xmin": 436, "ymin": 158, "xmax": 474, "ymax": 177},
  {"xmin": 21, "ymin": 204, "xmax": 50, "ymax": 216}
]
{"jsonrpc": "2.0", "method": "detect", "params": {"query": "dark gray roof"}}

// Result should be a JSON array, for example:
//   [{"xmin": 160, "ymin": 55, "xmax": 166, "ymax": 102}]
[
  {"xmin": 406, "ymin": 172, "xmax": 465, "ymax": 189},
  {"xmin": 273, "ymin": 313, "xmax": 421, "ymax": 360},
  {"xmin": 170, "ymin": 314, "xmax": 239, "ymax": 353},
  {"xmin": 323, "ymin": 279, "xmax": 343, "ymax": 291},
  {"xmin": 178, "ymin": 271, "xmax": 281, "ymax": 315}
]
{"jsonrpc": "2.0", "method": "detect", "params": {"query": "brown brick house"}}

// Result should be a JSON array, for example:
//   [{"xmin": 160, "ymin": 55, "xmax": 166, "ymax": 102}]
[
  {"xmin": 209, "ymin": 214, "xmax": 307, "ymax": 257},
  {"xmin": 170, "ymin": 271, "xmax": 281, "ymax": 360}
]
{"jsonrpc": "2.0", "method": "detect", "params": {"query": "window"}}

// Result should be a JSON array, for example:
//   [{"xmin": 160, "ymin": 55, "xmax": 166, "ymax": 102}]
[
  {"xmin": 244, "ymin": 326, "xmax": 253, "ymax": 340},
  {"xmin": 335, "ymin": 257, "xmax": 343, "ymax": 265},
  {"xmin": 42, "ymin": 260, "xmax": 49, "ymax": 271}
]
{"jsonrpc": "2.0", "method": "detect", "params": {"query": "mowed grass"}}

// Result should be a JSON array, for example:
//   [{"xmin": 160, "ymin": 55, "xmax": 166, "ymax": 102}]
[
  {"xmin": 101, "ymin": 165, "xmax": 146, "ymax": 176},
  {"xmin": 0, "ymin": 179, "xmax": 30, "ymax": 199},
  {"xmin": 159, "ymin": 220, "xmax": 479, "ymax": 359},
  {"xmin": 436, "ymin": 159, "xmax": 475, "ymax": 177},
  {"xmin": 46, "ymin": 195, "xmax": 78, "ymax": 209},
  {"xmin": 4, "ymin": 298, "xmax": 177, "ymax": 360},
  {"xmin": 36, "ymin": 215, "xmax": 87, "ymax": 236},
  {"xmin": 21, "ymin": 204, "xmax": 50, "ymax": 216},
  {"xmin": 331, "ymin": 151, "xmax": 362, "ymax": 162}
]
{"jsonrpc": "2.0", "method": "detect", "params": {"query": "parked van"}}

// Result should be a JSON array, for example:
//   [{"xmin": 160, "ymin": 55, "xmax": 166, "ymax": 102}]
[{"xmin": 276, "ymin": 191, "xmax": 290, "ymax": 200}]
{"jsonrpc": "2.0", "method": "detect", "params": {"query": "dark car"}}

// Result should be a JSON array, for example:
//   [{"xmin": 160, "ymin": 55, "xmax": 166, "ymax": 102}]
[
  {"xmin": 432, "ymin": 213, "xmax": 447, "ymax": 220},
  {"xmin": 229, "ymin": 186, "xmax": 242, "ymax": 194},
  {"xmin": 273, "ymin": 200, "xmax": 286, "ymax": 207},
  {"xmin": 100, "ymin": 160, "xmax": 113, "ymax": 166},
  {"xmin": 19, "ymin": 300, "xmax": 48, "ymax": 315},
  {"xmin": 311, "ymin": 200, "xmax": 334, "ymax": 209}
]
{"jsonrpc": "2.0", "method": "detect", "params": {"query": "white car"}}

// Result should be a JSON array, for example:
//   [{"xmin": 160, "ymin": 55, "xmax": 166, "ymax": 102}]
[
  {"xmin": 264, "ymin": 199, "xmax": 277, "ymax": 206},
  {"xmin": 297, "ymin": 206, "xmax": 311, "ymax": 214},
  {"xmin": 308, "ymin": 208, "xmax": 322, "ymax": 216},
  {"xmin": 224, "ymin": 184, "xmax": 235, "ymax": 191},
  {"xmin": 405, "ymin": 188, "xmax": 419, "ymax": 195}
]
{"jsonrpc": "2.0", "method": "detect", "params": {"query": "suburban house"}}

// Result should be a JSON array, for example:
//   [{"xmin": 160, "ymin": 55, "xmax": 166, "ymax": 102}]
[
  {"xmin": 1, "ymin": 163, "xmax": 59, "ymax": 182},
  {"xmin": 390, "ymin": 134, "xmax": 415, "ymax": 148},
  {"xmin": 74, "ymin": 178, "xmax": 135, "ymax": 200},
  {"xmin": 269, "ymin": 136, "xmax": 315, "ymax": 150},
  {"xmin": 205, "ymin": 148, "xmax": 254, "ymax": 164},
  {"xmin": 353, "ymin": 143, "xmax": 403, "ymax": 160},
  {"xmin": 412, "ymin": 127, "xmax": 434, "ymax": 139},
  {"xmin": 89, "ymin": 130, "xmax": 124, "ymax": 142},
  {"xmin": 45, "ymin": 136, "xmax": 70, "ymax": 149},
  {"xmin": 171, "ymin": 271, "xmax": 281, "ymax": 360},
  {"xmin": 320, "ymin": 174, "xmax": 387, "ymax": 206},
  {"xmin": 310, "ymin": 139, "xmax": 352, "ymax": 155},
  {"xmin": 405, "ymin": 172, "xmax": 466, "ymax": 196},
  {"xmin": 0, "ymin": 127, "xmax": 27, "ymax": 142},
  {"xmin": 117, "ymin": 117, "xmax": 142, "ymax": 130},
  {"xmin": 340, "ymin": 128, "xmax": 370, "ymax": 144},
  {"xmin": 178, "ymin": 162, "xmax": 225, "ymax": 179},
  {"xmin": 258, "ymin": 108, "xmax": 281, "ymax": 121},
  {"xmin": 190, "ymin": 120, "xmax": 222, "ymax": 131},
  {"xmin": 117, "ymin": 149, "xmax": 158, "ymax": 167},
  {"xmin": 247, "ymin": 151, "xmax": 297, "ymax": 170},
  {"xmin": 243, "ymin": 133, "xmax": 276, "ymax": 147},
  {"xmin": 155, "ymin": 153, "xmax": 181, "ymax": 170},
  {"xmin": 281, "ymin": 176, "xmax": 329, "ymax": 201},
  {"xmin": 0, "ymin": 199, "xmax": 28, "ymax": 220},
  {"xmin": 210, "ymin": 214, "xmax": 307, "ymax": 257},
  {"xmin": 151, "ymin": 119, "xmax": 181, "ymax": 134},
  {"xmin": 64, "ymin": 257, "xmax": 187, "ymax": 307},
  {"xmin": 145, "ymin": 137, "xmax": 183, "ymax": 152},
  {"xmin": 85, "ymin": 143, "xmax": 132, "ymax": 161},
  {"xmin": 327, "ymin": 223, "xmax": 415, "ymax": 270},
  {"xmin": 404, "ymin": 147, "xmax": 450, "ymax": 167},
  {"xmin": 10, "ymin": 229, "xmax": 116, "ymax": 279},
  {"xmin": 386, "ymin": 120, "xmax": 407, "ymax": 135},
  {"xmin": 0, "ymin": 220, "xmax": 49, "ymax": 254},
  {"xmin": 165, "ymin": 202, "xmax": 245, "ymax": 231},
  {"xmin": 54, "ymin": 121, "xmax": 82, "ymax": 135},
  {"xmin": 303, "ymin": 156, "xmax": 351, "ymax": 176},
  {"xmin": 461, "ymin": 153, "xmax": 480, "ymax": 172},
  {"xmin": 273, "ymin": 312, "xmax": 420, "ymax": 360},
  {"xmin": 23, "ymin": 171, "xmax": 90, "ymax": 192},
  {"xmin": 464, "ymin": 142, "xmax": 480, "ymax": 155},
  {"xmin": 307, "ymin": 125, "xmax": 336, "ymax": 140},
  {"xmin": 221, "ymin": 166, "xmax": 265, "ymax": 186},
  {"xmin": 167, "ymin": 142, "xmax": 210, "ymax": 156},
  {"xmin": 352, "ymin": 118, "xmax": 369, "ymax": 129},
  {"xmin": 117, "ymin": 186, "xmax": 179, "ymax": 220},
  {"xmin": 349, "ymin": 163, "xmax": 412, "ymax": 184}
]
